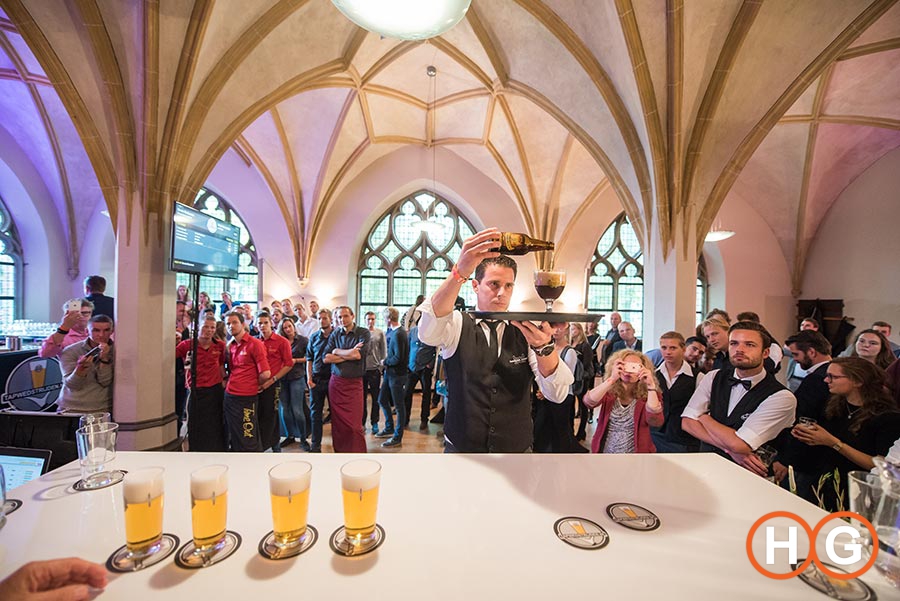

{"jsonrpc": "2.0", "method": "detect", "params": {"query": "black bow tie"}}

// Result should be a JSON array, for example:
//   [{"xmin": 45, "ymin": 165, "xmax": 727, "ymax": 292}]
[{"xmin": 728, "ymin": 377, "xmax": 752, "ymax": 390}]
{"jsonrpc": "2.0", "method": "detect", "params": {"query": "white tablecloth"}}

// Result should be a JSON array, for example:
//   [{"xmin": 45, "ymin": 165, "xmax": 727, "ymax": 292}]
[{"xmin": 1, "ymin": 452, "xmax": 894, "ymax": 599}]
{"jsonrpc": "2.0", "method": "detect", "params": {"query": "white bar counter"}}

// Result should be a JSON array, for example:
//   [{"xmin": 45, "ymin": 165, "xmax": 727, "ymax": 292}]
[{"xmin": 1, "ymin": 452, "xmax": 894, "ymax": 599}]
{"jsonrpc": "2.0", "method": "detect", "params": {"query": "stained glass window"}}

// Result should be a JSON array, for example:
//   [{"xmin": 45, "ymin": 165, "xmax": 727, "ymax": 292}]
[
  {"xmin": 358, "ymin": 191, "xmax": 476, "ymax": 320},
  {"xmin": 586, "ymin": 213, "xmax": 644, "ymax": 336},
  {"xmin": 176, "ymin": 188, "xmax": 260, "ymax": 313},
  {"xmin": 0, "ymin": 198, "xmax": 22, "ymax": 325},
  {"xmin": 587, "ymin": 212, "xmax": 709, "ymax": 337}
]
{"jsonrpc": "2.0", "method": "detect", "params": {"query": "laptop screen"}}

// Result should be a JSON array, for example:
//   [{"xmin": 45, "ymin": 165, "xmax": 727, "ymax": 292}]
[{"xmin": 0, "ymin": 447, "xmax": 52, "ymax": 491}]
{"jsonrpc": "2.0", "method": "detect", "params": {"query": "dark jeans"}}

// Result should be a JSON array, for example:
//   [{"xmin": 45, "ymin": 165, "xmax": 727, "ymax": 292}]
[
  {"xmin": 223, "ymin": 391, "xmax": 262, "ymax": 452},
  {"xmin": 378, "ymin": 370, "xmax": 407, "ymax": 439},
  {"xmin": 363, "ymin": 368, "xmax": 382, "ymax": 428},
  {"xmin": 404, "ymin": 367, "xmax": 433, "ymax": 425},
  {"xmin": 258, "ymin": 385, "xmax": 280, "ymax": 452},
  {"xmin": 187, "ymin": 383, "xmax": 226, "ymax": 452},
  {"xmin": 309, "ymin": 373, "xmax": 330, "ymax": 450},
  {"xmin": 280, "ymin": 378, "xmax": 307, "ymax": 440}
]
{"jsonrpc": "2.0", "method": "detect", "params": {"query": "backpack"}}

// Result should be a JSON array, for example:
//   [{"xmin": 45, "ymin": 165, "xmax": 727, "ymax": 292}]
[{"xmin": 561, "ymin": 347, "xmax": 585, "ymax": 396}]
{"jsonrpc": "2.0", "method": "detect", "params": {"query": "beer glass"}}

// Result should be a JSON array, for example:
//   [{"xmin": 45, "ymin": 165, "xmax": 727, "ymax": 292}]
[
  {"xmin": 75, "ymin": 422, "xmax": 122, "ymax": 490},
  {"xmin": 109, "ymin": 467, "xmax": 177, "ymax": 571},
  {"xmin": 260, "ymin": 461, "xmax": 317, "ymax": 559},
  {"xmin": 269, "ymin": 461, "xmax": 312, "ymax": 547},
  {"xmin": 337, "ymin": 459, "xmax": 382, "ymax": 554},
  {"xmin": 177, "ymin": 464, "xmax": 238, "ymax": 568},
  {"xmin": 191, "ymin": 464, "xmax": 228, "ymax": 552},
  {"xmin": 533, "ymin": 270, "xmax": 566, "ymax": 312}
]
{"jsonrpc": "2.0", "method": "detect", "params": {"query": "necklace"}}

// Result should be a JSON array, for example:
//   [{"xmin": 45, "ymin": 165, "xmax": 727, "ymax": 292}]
[{"xmin": 847, "ymin": 401, "xmax": 863, "ymax": 419}]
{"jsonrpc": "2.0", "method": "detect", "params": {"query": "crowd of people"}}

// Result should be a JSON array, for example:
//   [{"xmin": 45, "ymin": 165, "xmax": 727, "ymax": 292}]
[{"xmin": 38, "ymin": 235, "xmax": 900, "ymax": 511}]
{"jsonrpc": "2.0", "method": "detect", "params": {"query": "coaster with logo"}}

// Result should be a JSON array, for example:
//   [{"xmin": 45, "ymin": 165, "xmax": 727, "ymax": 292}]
[
  {"xmin": 2, "ymin": 499, "xmax": 22, "ymax": 515},
  {"xmin": 107, "ymin": 534, "xmax": 180, "ymax": 573},
  {"xmin": 553, "ymin": 517, "xmax": 609, "ymax": 550},
  {"xmin": 606, "ymin": 503, "xmax": 660, "ymax": 531},
  {"xmin": 175, "ymin": 531, "xmax": 242, "ymax": 569},
  {"xmin": 72, "ymin": 470, "xmax": 126, "ymax": 492},
  {"xmin": 329, "ymin": 524, "xmax": 385, "ymax": 557},
  {"xmin": 792, "ymin": 559, "xmax": 876, "ymax": 601}
]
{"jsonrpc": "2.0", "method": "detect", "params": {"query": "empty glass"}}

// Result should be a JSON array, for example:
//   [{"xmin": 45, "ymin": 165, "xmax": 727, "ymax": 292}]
[
  {"xmin": 76, "ymin": 422, "xmax": 120, "ymax": 489},
  {"xmin": 79, "ymin": 412, "xmax": 111, "ymax": 429}
]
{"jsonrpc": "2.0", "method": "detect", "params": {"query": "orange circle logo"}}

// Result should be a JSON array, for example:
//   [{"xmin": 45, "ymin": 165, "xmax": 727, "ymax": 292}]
[{"xmin": 746, "ymin": 511, "xmax": 877, "ymax": 580}]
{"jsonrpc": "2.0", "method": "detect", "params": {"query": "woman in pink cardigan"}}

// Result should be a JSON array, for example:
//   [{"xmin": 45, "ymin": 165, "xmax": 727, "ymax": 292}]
[{"xmin": 584, "ymin": 349, "xmax": 663, "ymax": 453}]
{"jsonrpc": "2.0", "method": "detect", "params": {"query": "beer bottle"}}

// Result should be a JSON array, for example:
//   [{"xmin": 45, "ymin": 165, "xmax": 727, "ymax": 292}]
[{"xmin": 497, "ymin": 232, "xmax": 555, "ymax": 255}]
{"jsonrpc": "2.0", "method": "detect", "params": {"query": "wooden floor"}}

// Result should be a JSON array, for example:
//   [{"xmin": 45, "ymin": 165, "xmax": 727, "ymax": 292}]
[{"xmin": 279, "ymin": 394, "xmax": 597, "ymax": 454}]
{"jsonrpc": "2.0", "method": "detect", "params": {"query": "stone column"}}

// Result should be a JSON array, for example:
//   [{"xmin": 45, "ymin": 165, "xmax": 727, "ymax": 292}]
[
  {"xmin": 112, "ymin": 207, "xmax": 179, "ymax": 450},
  {"xmin": 642, "ymin": 212, "xmax": 699, "ymax": 346}
]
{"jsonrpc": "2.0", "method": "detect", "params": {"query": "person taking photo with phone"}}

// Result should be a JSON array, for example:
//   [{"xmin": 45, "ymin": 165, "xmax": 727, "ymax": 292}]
[
  {"xmin": 583, "ymin": 350, "xmax": 663, "ymax": 453},
  {"xmin": 58, "ymin": 315, "xmax": 115, "ymax": 413},
  {"xmin": 39, "ymin": 299, "xmax": 95, "ymax": 359}
]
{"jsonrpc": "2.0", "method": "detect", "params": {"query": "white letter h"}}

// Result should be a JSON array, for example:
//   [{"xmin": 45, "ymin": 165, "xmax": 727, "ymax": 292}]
[{"xmin": 766, "ymin": 526, "xmax": 797, "ymax": 565}]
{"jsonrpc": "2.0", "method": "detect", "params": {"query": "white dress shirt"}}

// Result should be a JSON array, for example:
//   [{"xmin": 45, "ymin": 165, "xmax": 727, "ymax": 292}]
[
  {"xmin": 417, "ymin": 297, "xmax": 573, "ymax": 404},
  {"xmin": 297, "ymin": 316, "xmax": 319, "ymax": 339},
  {"xmin": 656, "ymin": 360, "xmax": 694, "ymax": 389},
  {"xmin": 682, "ymin": 368, "xmax": 796, "ymax": 450}
]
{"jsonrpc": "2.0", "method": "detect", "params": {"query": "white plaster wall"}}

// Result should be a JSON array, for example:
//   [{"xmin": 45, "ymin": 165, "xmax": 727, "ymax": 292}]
[
  {"xmin": 0, "ymin": 129, "xmax": 70, "ymax": 321},
  {"xmin": 712, "ymin": 193, "xmax": 795, "ymax": 343},
  {"xmin": 802, "ymin": 147, "xmax": 900, "ymax": 347},
  {"xmin": 79, "ymin": 208, "xmax": 117, "ymax": 299}
]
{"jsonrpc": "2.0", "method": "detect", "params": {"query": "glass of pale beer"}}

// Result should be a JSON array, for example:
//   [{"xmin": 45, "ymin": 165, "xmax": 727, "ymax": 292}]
[
  {"xmin": 109, "ymin": 466, "xmax": 178, "ymax": 571},
  {"xmin": 270, "ymin": 461, "xmax": 312, "ymax": 546},
  {"xmin": 191, "ymin": 464, "xmax": 228, "ymax": 552},
  {"xmin": 339, "ymin": 460, "xmax": 381, "ymax": 552}
]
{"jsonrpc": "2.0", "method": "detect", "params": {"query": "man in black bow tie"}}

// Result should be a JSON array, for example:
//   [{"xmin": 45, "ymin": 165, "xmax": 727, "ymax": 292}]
[{"xmin": 682, "ymin": 321, "xmax": 796, "ymax": 476}]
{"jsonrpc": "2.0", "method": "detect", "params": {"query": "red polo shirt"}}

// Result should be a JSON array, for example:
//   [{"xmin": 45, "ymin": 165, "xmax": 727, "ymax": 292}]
[
  {"xmin": 176, "ymin": 339, "xmax": 225, "ymax": 389},
  {"xmin": 226, "ymin": 335, "xmax": 270, "ymax": 396},
  {"xmin": 260, "ymin": 332, "xmax": 293, "ymax": 376}
]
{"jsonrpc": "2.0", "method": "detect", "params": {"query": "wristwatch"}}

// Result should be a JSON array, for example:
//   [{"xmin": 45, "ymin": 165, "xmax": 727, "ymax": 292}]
[{"xmin": 531, "ymin": 342, "xmax": 555, "ymax": 357}]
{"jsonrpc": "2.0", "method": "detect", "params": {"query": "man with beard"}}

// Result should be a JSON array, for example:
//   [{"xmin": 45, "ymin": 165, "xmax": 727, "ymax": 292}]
[{"xmin": 682, "ymin": 321, "xmax": 796, "ymax": 477}]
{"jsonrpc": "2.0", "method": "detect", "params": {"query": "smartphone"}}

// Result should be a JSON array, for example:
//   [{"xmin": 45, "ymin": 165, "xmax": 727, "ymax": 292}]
[
  {"xmin": 622, "ymin": 362, "xmax": 642, "ymax": 374},
  {"xmin": 84, "ymin": 346, "xmax": 102, "ymax": 362},
  {"xmin": 66, "ymin": 299, "xmax": 82, "ymax": 313}
]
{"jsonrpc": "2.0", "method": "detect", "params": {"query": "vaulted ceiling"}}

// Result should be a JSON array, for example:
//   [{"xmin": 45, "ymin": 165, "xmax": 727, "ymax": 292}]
[{"xmin": 0, "ymin": 0, "xmax": 898, "ymax": 292}]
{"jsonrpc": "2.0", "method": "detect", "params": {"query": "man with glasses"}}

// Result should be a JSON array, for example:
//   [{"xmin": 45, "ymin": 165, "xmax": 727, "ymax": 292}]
[{"xmin": 39, "ymin": 299, "xmax": 95, "ymax": 359}]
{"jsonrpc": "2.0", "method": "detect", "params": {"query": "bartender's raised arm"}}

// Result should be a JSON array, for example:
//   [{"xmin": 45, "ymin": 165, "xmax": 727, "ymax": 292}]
[{"xmin": 430, "ymin": 228, "xmax": 501, "ymax": 317}]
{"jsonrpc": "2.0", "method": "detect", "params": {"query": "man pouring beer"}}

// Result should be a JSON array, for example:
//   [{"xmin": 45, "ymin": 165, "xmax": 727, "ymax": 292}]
[{"xmin": 418, "ymin": 228, "xmax": 573, "ymax": 452}]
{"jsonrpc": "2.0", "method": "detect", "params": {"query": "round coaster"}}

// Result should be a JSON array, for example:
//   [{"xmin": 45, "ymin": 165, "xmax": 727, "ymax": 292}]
[
  {"xmin": 606, "ymin": 503, "xmax": 660, "ymax": 531},
  {"xmin": 258, "ymin": 525, "xmax": 318, "ymax": 560},
  {"xmin": 553, "ymin": 517, "xmax": 609, "ymax": 550},
  {"xmin": 329, "ymin": 524, "xmax": 385, "ymax": 557},
  {"xmin": 792, "ymin": 559, "xmax": 877, "ymax": 601},
  {"xmin": 174, "ymin": 531, "xmax": 242, "ymax": 569},
  {"xmin": 73, "ymin": 470, "xmax": 125, "ymax": 492},
  {"xmin": 2, "ymin": 499, "xmax": 23, "ymax": 515},
  {"xmin": 106, "ymin": 533, "xmax": 180, "ymax": 573}
]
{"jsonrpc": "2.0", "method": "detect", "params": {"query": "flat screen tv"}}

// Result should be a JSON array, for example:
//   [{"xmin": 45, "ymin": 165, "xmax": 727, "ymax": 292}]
[{"xmin": 170, "ymin": 202, "xmax": 241, "ymax": 279}]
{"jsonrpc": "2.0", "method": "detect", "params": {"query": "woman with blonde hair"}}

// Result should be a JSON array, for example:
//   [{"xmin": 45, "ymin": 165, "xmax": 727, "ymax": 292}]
[{"xmin": 583, "ymin": 349, "xmax": 663, "ymax": 453}]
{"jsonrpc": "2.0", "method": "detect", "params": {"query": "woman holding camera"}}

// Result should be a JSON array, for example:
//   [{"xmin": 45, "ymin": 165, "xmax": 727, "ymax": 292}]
[{"xmin": 583, "ymin": 350, "xmax": 663, "ymax": 453}]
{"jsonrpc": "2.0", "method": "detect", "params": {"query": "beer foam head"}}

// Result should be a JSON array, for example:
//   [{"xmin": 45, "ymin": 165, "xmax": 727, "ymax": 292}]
[
  {"xmin": 269, "ymin": 461, "xmax": 312, "ymax": 496},
  {"xmin": 340, "ymin": 459, "xmax": 381, "ymax": 491},
  {"xmin": 190, "ymin": 464, "xmax": 228, "ymax": 499},
  {"xmin": 123, "ymin": 467, "xmax": 164, "ymax": 503}
]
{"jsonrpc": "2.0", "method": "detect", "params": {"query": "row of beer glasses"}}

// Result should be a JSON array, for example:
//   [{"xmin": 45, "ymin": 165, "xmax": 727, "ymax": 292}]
[{"xmin": 114, "ymin": 459, "xmax": 382, "ymax": 571}]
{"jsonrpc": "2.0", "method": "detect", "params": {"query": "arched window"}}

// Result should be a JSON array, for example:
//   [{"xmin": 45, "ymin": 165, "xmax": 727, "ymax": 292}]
[
  {"xmin": 586, "ymin": 212, "xmax": 711, "ymax": 337},
  {"xmin": 358, "ymin": 191, "xmax": 477, "ymax": 319},
  {"xmin": 0, "ymin": 197, "xmax": 23, "ymax": 324},
  {"xmin": 696, "ymin": 254, "xmax": 709, "ymax": 326},
  {"xmin": 175, "ymin": 188, "xmax": 260, "ymax": 312},
  {"xmin": 586, "ymin": 212, "xmax": 644, "ymax": 336}
]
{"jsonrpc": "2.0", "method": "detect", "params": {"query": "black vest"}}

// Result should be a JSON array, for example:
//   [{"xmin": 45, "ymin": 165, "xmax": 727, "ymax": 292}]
[
  {"xmin": 444, "ymin": 316, "xmax": 534, "ymax": 452},
  {"xmin": 655, "ymin": 366, "xmax": 699, "ymax": 447},
  {"xmin": 699, "ymin": 368, "xmax": 787, "ymax": 457}
]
